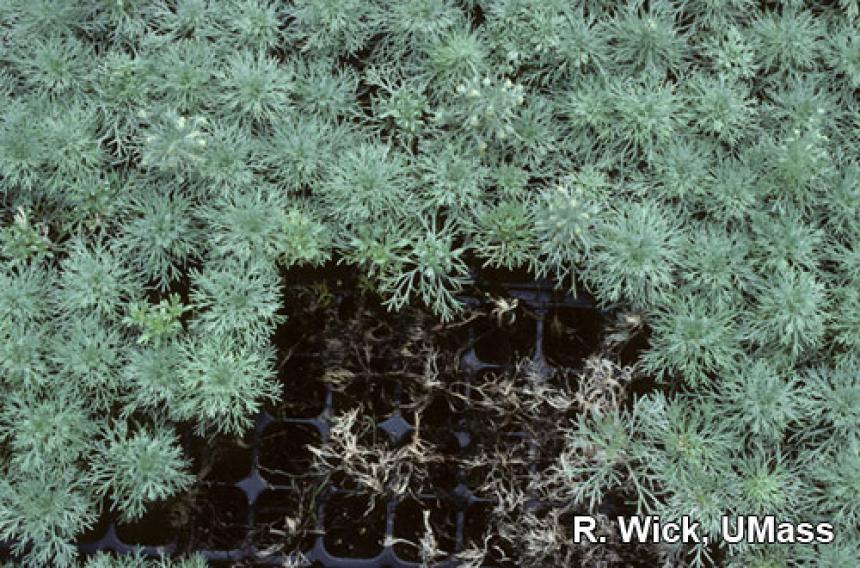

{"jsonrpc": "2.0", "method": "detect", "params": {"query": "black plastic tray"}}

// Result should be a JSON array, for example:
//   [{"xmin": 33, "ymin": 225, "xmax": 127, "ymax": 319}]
[{"xmin": 8, "ymin": 277, "xmax": 612, "ymax": 567}]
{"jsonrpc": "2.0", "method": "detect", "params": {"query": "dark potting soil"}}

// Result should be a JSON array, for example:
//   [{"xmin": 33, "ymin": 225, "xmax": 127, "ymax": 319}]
[
  {"xmin": 204, "ymin": 441, "xmax": 253, "ymax": 484},
  {"xmin": 185, "ymin": 486, "xmax": 249, "ymax": 550},
  {"xmin": 252, "ymin": 488, "xmax": 320, "ymax": 555},
  {"xmin": 258, "ymin": 421, "xmax": 321, "ymax": 485},
  {"xmin": 545, "ymin": 307, "xmax": 605, "ymax": 368},
  {"xmin": 274, "ymin": 356, "xmax": 328, "ymax": 418},
  {"xmin": 322, "ymin": 493, "xmax": 386, "ymax": 558},
  {"xmin": 427, "ymin": 456, "xmax": 463, "ymax": 494},
  {"xmin": 338, "ymin": 372, "xmax": 403, "ymax": 417},
  {"xmin": 472, "ymin": 317, "xmax": 536, "ymax": 365},
  {"xmin": 474, "ymin": 265, "xmax": 542, "ymax": 286},
  {"xmin": 462, "ymin": 502, "xmax": 497, "ymax": 555},
  {"xmin": 392, "ymin": 497, "xmax": 458, "ymax": 562},
  {"xmin": 116, "ymin": 502, "xmax": 176, "ymax": 546},
  {"xmin": 618, "ymin": 323, "xmax": 650, "ymax": 367},
  {"xmin": 421, "ymin": 406, "xmax": 485, "ymax": 494}
]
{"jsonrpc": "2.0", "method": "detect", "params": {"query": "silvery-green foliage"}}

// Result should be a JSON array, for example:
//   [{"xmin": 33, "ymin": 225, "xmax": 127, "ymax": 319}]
[
  {"xmin": 417, "ymin": 140, "xmax": 487, "ymax": 214},
  {"xmin": 679, "ymin": 224, "xmax": 750, "ymax": 300},
  {"xmin": 115, "ymin": 189, "xmax": 201, "ymax": 290},
  {"xmin": 8, "ymin": 33, "xmax": 92, "ymax": 96},
  {"xmin": 607, "ymin": 0, "xmax": 688, "ymax": 75},
  {"xmin": 281, "ymin": 206, "xmax": 332, "ymax": 268},
  {"xmin": 0, "ymin": 324, "xmax": 49, "ymax": 389},
  {"xmin": 425, "ymin": 25, "xmax": 489, "ymax": 91},
  {"xmin": 711, "ymin": 360, "xmax": 802, "ymax": 446},
  {"xmin": 139, "ymin": 111, "xmax": 210, "ymax": 177},
  {"xmin": 379, "ymin": 220, "xmax": 471, "ymax": 322},
  {"xmin": 641, "ymin": 295, "xmax": 742, "ymax": 385},
  {"xmin": 0, "ymin": 388, "xmax": 97, "ymax": 472},
  {"xmin": 83, "ymin": 551, "xmax": 210, "ymax": 568},
  {"xmin": 215, "ymin": 0, "xmax": 285, "ymax": 52},
  {"xmin": 0, "ymin": 264, "xmax": 53, "ymax": 324},
  {"xmin": 88, "ymin": 422, "xmax": 194, "ymax": 523},
  {"xmin": 203, "ymin": 186, "xmax": 289, "ymax": 262},
  {"xmin": 122, "ymin": 294, "xmax": 188, "ymax": 346},
  {"xmin": 1, "ymin": 1, "xmax": 859, "ymax": 564},
  {"xmin": 552, "ymin": 410, "xmax": 651, "ymax": 513},
  {"xmin": 808, "ymin": 444, "xmax": 860, "ymax": 528},
  {"xmin": 144, "ymin": 39, "xmax": 214, "ymax": 115},
  {"xmin": 472, "ymin": 198, "xmax": 535, "ymax": 270},
  {"xmin": 0, "ymin": 209, "xmax": 54, "ymax": 265},
  {"xmin": 189, "ymin": 259, "xmax": 284, "ymax": 346},
  {"xmin": 0, "ymin": 469, "xmax": 96, "ymax": 568},
  {"xmin": 319, "ymin": 142, "xmax": 416, "ymax": 226},
  {"xmin": 800, "ymin": 363, "xmax": 860, "ymax": 453},
  {"xmin": 532, "ymin": 183, "xmax": 597, "ymax": 283},
  {"xmin": 289, "ymin": 57, "xmax": 360, "ymax": 121},
  {"xmin": 289, "ymin": 0, "xmax": 380, "ymax": 57},
  {"xmin": 634, "ymin": 393, "xmax": 738, "ymax": 477},
  {"xmin": 583, "ymin": 200, "xmax": 684, "ymax": 310},
  {"xmin": 730, "ymin": 453, "xmax": 804, "ymax": 520},
  {"xmin": 175, "ymin": 336, "xmax": 280, "ymax": 435},
  {"xmin": 261, "ymin": 115, "xmax": 342, "ymax": 192},
  {"xmin": 0, "ymin": 101, "xmax": 50, "ymax": 192},
  {"xmin": 215, "ymin": 50, "xmax": 292, "ymax": 127},
  {"xmin": 49, "ymin": 318, "xmax": 127, "ymax": 412},
  {"xmin": 121, "ymin": 343, "xmax": 185, "ymax": 417},
  {"xmin": 747, "ymin": 268, "xmax": 827, "ymax": 362}
]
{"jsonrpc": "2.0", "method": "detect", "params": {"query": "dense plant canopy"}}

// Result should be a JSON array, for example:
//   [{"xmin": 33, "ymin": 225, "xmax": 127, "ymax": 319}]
[{"xmin": 1, "ymin": 0, "xmax": 859, "ymax": 566}]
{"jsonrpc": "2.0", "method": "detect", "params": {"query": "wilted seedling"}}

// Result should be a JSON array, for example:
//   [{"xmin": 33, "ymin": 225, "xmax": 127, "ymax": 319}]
[
  {"xmin": 574, "ymin": 356, "xmax": 635, "ymax": 417},
  {"xmin": 458, "ymin": 359, "xmax": 578, "ymax": 430},
  {"xmin": 308, "ymin": 407, "xmax": 440, "ymax": 498},
  {"xmin": 386, "ymin": 509, "xmax": 448, "ymax": 567},
  {"xmin": 496, "ymin": 509, "xmax": 574, "ymax": 566},
  {"xmin": 487, "ymin": 295, "xmax": 519, "ymax": 327},
  {"xmin": 602, "ymin": 311, "xmax": 645, "ymax": 351},
  {"xmin": 254, "ymin": 482, "xmax": 322, "ymax": 562},
  {"xmin": 452, "ymin": 536, "xmax": 491, "ymax": 568}
]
